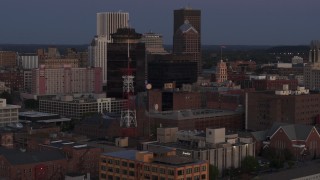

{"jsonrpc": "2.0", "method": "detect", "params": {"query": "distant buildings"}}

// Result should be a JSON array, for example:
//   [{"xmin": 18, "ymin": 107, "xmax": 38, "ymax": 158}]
[
  {"xmin": 31, "ymin": 66, "xmax": 102, "ymax": 96},
  {"xmin": 88, "ymin": 36, "xmax": 108, "ymax": 85},
  {"xmin": 215, "ymin": 60, "xmax": 228, "ymax": 83},
  {"xmin": 0, "ymin": 70, "xmax": 24, "ymax": 91},
  {"xmin": 140, "ymin": 32, "xmax": 167, "ymax": 54},
  {"xmin": 100, "ymin": 149, "xmax": 209, "ymax": 180},
  {"xmin": 304, "ymin": 62, "xmax": 320, "ymax": 90},
  {"xmin": 96, "ymin": 11, "xmax": 129, "ymax": 42},
  {"xmin": 0, "ymin": 51, "xmax": 17, "ymax": 68},
  {"xmin": 0, "ymin": 99, "xmax": 20, "ymax": 127},
  {"xmin": 173, "ymin": 7, "xmax": 201, "ymax": 75},
  {"xmin": 309, "ymin": 40, "xmax": 320, "ymax": 63}
]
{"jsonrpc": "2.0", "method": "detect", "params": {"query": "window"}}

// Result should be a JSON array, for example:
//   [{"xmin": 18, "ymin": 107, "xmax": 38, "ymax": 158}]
[
  {"xmin": 129, "ymin": 162, "xmax": 135, "ymax": 168},
  {"xmin": 100, "ymin": 173, "xmax": 106, "ymax": 179},
  {"xmin": 201, "ymin": 174, "xmax": 206, "ymax": 179},
  {"xmin": 168, "ymin": 169, "xmax": 174, "ymax": 176},
  {"xmin": 129, "ymin": 171, "xmax": 135, "ymax": 176},
  {"xmin": 122, "ymin": 169, "xmax": 128, "ymax": 175},
  {"xmin": 186, "ymin": 168, "xmax": 192, "ymax": 174},
  {"xmin": 144, "ymin": 165, "xmax": 150, "ymax": 171},
  {"xmin": 159, "ymin": 168, "xmax": 165, "ymax": 174},
  {"xmin": 201, "ymin": 166, "xmax": 206, "ymax": 171},
  {"xmin": 115, "ymin": 160, "xmax": 120, "ymax": 165},
  {"xmin": 107, "ymin": 167, "xmax": 113, "ymax": 172},
  {"xmin": 178, "ymin": 170, "xmax": 184, "ymax": 175},
  {"xmin": 122, "ymin": 161, "xmax": 128, "ymax": 167},
  {"xmin": 152, "ymin": 166, "xmax": 157, "ymax": 172},
  {"xmin": 108, "ymin": 159, "xmax": 112, "ymax": 164},
  {"xmin": 194, "ymin": 167, "xmax": 200, "ymax": 173},
  {"xmin": 101, "ymin": 165, "xmax": 106, "ymax": 171}
]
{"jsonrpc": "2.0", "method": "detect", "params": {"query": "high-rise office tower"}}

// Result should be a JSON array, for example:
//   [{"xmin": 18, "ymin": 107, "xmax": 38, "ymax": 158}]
[
  {"xmin": 97, "ymin": 12, "xmax": 129, "ymax": 42},
  {"xmin": 309, "ymin": 40, "xmax": 320, "ymax": 63},
  {"xmin": 140, "ymin": 32, "xmax": 167, "ymax": 54},
  {"xmin": 173, "ymin": 7, "xmax": 201, "ymax": 75},
  {"xmin": 88, "ymin": 36, "xmax": 108, "ymax": 85}
]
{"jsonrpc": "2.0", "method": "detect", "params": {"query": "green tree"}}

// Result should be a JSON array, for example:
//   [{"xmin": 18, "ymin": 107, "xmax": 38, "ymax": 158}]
[
  {"xmin": 209, "ymin": 165, "xmax": 219, "ymax": 180},
  {"xmin": 0, "ymin": 91, "xmax": 13, "ymax": 104},
  {"xmin": 241, "ymin": 156, "xmax": 259, "ymax": 173}
]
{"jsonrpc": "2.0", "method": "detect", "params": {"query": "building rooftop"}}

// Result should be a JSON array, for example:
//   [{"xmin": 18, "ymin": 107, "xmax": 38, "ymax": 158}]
[
  {"xmin": 149, "ymin": 108, "xmax": 243, "ymax": 120},
  {"xmin": 102, "ymin": 150, "xmax": 137, "ymax": 161},
  {"xmin": 41, "ymin": 140, "xmax": 93, "ymax": 150},
  {"xmin": 252, "ymin": 123, "xmax": 315, "ymax": 141},
  {"xmin": 0, "ymin": 147, "xmax": 65, "ymax": 165}
]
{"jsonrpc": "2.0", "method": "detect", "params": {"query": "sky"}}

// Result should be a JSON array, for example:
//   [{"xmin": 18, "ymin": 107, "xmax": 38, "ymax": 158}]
[{"xmin": 0, "ymin": 0, "xmax": 320, "ymax": 45}]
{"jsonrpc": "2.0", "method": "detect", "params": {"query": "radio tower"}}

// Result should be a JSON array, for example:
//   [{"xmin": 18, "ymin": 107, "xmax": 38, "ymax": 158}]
[{"xmin": 120, "ymin": 30, "xmax": 137, "ymax": 137}]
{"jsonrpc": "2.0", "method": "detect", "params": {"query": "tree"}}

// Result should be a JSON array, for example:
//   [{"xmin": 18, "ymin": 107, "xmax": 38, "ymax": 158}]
[
  {"xmin": 241, "ymin": 156, "xmax": 259, "ymax": 173},
  {"xmin": 0, "ymin": 91, "xmax": 13, "ymax": 104},
  {"xmin": 209, "ymin": 165, "xmax": 219, "ymax": 180}
]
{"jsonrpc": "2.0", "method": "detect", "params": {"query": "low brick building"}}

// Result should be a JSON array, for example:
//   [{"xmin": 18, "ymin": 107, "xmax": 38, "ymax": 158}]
[
  {"xmin": 0, "ymin": 147, "xmax": 67, "ymax": 180},
  {"xmin": 39, "ymin": 140, "xmax": 102, "ymax": 178},
  {"xmin": 149, "ymin": 108, "xmax": 244, "ymax": 132},
  {"xmin": 251, "ymin": 123, "xmax": 320, "ymax": 160}
]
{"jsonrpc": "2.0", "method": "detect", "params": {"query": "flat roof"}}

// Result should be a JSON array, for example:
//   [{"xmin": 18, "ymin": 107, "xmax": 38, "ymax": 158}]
[
  {"xmin": 37, "ymin": 118, "xmax": 71, "ymax": 123},
  {"xmin": 19, "ymin": 111, "xmax": 58, "ymax": 117},
  {"xmin": 149, "ymin": 109, "xmax": 243, "ymax": 120},
  {"xmin": 0, "ymin": 105, "xmax": 20, "ymax": 109},
  {"xmin": 102, "ymin": 150, "xmax": 137, "ymax": 160},
  {"xmin": 41, "ymin": 140, "xmax": 93, "ymax": 150}
]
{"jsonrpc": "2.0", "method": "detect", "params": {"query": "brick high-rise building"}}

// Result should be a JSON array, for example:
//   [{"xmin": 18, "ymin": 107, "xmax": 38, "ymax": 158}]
[
  {"xmin": 246, "ymin": 86, "xmax": 320, "ymax": 131},
  {"xmin": 31, "ymin": 66, "xmax": 102, "ymax": 96},
  {"xmin": 173, "ymin": 8, "xmax": 201, "ymax": 75},
  {"xmin": 216, "ymin": 60, "xmax": 228, "ymax": 83}
]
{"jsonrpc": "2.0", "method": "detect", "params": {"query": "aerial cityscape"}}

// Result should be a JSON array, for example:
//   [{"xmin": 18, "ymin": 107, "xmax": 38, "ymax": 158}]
[{"xmin": 0, "ymin": 0, "xmax": 320, "ymax": 180}]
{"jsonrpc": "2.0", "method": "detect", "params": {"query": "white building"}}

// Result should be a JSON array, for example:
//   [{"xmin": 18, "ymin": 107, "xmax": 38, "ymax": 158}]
[
  {"xmin": 0, "ymin": 99, "xmax": 20, "ymax": 127},
  {"xmin": 292, "ymin": 56, "xmax": 303, "ymax": 64},
  {"xmin": 19, "ymin": 54, "xmax": 39, "ymax": 69},
  {"xmin": 88, "ymin": 36, "xmax": 108, "ymax": 85},
  {"xmin": 96, "ymin": 11, "xmax": 129, "ymax": 42}
]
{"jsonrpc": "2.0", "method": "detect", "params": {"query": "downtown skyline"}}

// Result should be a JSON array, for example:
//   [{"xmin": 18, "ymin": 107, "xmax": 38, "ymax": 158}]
[{"xmin": 0, "ymin": 0, "xmax": 320, "ymax": 45}]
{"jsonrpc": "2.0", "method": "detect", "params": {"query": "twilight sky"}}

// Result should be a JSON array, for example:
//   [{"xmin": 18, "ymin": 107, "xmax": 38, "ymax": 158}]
[{"xmin": 0, "ymin": 0, "xmax": 319, "ymax": 45}]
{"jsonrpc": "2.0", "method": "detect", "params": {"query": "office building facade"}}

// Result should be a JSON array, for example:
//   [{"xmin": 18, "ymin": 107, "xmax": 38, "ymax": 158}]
[
  {"xmin": 0, "ymin": 99, "xmax": 20, "ymax": 127},
  {"xmin": 173, "ymin": 8, "xmax": 201, "ymax": 75},
  {"xmin": 97, "ymin": 12, "xmax": 129, "ymax": 42}
]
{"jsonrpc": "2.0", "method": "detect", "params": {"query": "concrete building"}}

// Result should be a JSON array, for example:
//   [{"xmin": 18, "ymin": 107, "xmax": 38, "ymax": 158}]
[
  {"xmin": 88, "ymin": 35, "xmax": 108, "ymax": 85},
  {"xmin": 245, "ymin": 86, "xmax": 320, "ymax": 131},
  {"xmin": 252, "ymin": 123, "xmax": 320, "ymax": 160},
  {"xmin": 23, "ymin": 70, "xmax": 32, "ymax": 92},
  {"xmin": 0, "ymin": 82, "xmax": 10, "ymax": 93},
  {"xmin": 292, "ymin": 56, "xmax": 304, "ymax": 64},
  {"xmin": 0, "ymin": 99, "xmax": 20, "ymax": 127},
  {"xmin": 140, "ymin": 32, "xmax": 167, "ymax": 54},
  {"xmin": 304, "ymin": 62, "xmax": 320, "ymax": 90},
  {"xmin": 100, "ymin": 149, "xmax": 209, "ymax": 180},
  {"xmin": 97, "ymin": 11, "xmax": 129, "ymax": 42},
  {"xmin": 31, "ymin": 66, "xmax": 102, "ymax": 96},
  {"xmin": 309, "ymin": 40, "xmax": 320, "ymax": 63},
  {"xmin": 142, "ymin": 127, "xmax": 255, "ymax": 174},
  {"xmin": 19, "ymin": 53, "xmax": 39, "ymax": 69},
  {"xmin": 39, "ymin": 95, "xmax": 126, "ymax": 119}
]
